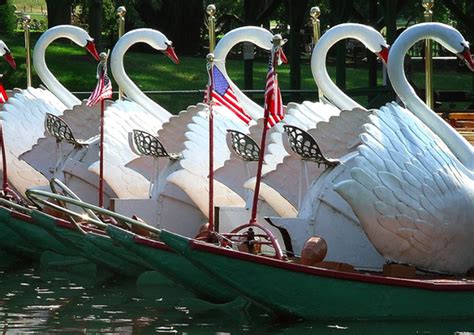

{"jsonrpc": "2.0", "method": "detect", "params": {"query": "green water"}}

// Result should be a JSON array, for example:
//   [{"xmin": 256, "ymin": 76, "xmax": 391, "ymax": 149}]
[{"xmin": 1, "ymin": 266, "xmax": 474, "ymax": 334}]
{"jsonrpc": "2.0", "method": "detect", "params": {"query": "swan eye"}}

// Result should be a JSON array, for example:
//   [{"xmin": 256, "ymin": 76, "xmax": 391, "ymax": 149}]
[{"xmin": 460, "ymin": 42, "xmax": 470, "ymax": 51}]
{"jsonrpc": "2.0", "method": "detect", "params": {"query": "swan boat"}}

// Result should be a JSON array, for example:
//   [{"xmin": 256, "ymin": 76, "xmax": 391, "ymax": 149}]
[
  {"xmin": 20, "ymin": 28, "xmax": 178, "ymax": 206},
  {"xmin": 0, "ymin": 25, "xmax": 100, "ymax": 197},
  {"xmin": 144, "ymin": 23, "xmax": 474, "ymax": 320},
  {"xmin": 0, "ymin": 28, "xmax": 277, "ymax": 286},
  {"xmin": 2, "ymin": 28, "xmax": 287, "ymax": 295},
  {"xmin": 8, "ymin": 29, "xmax": 181, "ymax": 276}
]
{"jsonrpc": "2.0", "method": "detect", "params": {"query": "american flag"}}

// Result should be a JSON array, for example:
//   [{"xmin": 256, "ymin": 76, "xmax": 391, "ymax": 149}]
[
  {"xmin": 86, "ymin": 61, "xmax": 112, "ymax": 107},
  {"xmin": 265, "ymin": 50, "xmax": 284, "ymax": 128},
  {"xmin": 208, "ymin": 65, "xmax": 251, "ymax": 124},
  {"xmin": 0, "ymin": 83, "xmax": 7, "ymax": 103}
]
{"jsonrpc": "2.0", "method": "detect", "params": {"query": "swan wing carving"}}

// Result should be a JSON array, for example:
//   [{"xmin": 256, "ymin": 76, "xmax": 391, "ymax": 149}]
[
  {"xmin": 1, "ymin": 87, "xmax": 67, "ymax": 194},
  {"xmin": 166, "ymin": 106, "xmax": 249, "ymax": 215},
  {"xmin": 250, "ymin": 104, "xmax": 350, "ymax": 209},
  {"xmin": 157, "ymin": 103, "xmax": 204, "ymax": 154},
  {"xmin": 308, "ymin": 108, "xmax": 370, "ymax": 158},
  {"xmin": 125, "ymin": 103, "xmax": 208, "ymax": 181},
  {"xmin": 0, "ymin": 89, "xmax": 13, "ymax": 108},
  {"xmin": 88, "ymin": 99, "xmax": 161, "ymax": 198},
  {"xmin": 335, "ymin": 102, "xmax": 474, "ymax": 274},
  {"xmin": 59, "ymin": 100, "xmax": 111, "ymax": 140},
  {"xmin": 181, "ymin": 106, "xmax": 249, "ymax": 173},
  {"xmin": 20, "ymin": 101, "xmax": 110, "ymax": 180}
]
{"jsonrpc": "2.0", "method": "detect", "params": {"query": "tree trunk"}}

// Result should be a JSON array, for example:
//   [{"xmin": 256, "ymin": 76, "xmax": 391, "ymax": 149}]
[
  {"xmin": 88, "ymin": 0, "xmax": 103, "ymax": 48},
  {"xmin": 243, "ymin": 0, "xmax": 268, "ymax": 90},
  {"xmin": 367, "ymin": 0, "xmax": 378, "ymax": 102},
  {"xmin": 45, "ymin": 0, "xmax": 71, "ymax": 28},
  {"xmin": 330, "ymin": 0, "xmax": 352, "ymax": 91},
  {"xmin": 287, "ymin": 0, "xmax": 309, "ymax": 101},
  {"xmin": 134, "ymin": 0, "xmax": 204, "ymax": 55}
]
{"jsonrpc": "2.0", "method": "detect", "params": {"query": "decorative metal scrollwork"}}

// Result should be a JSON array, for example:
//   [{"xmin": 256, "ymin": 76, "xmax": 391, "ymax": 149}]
[
  {"xmin": 132, "ymin": 129, "xmax": 180, "ymax": 160},
  {"xmin": 283, "ymin": 125, "xmax": 339, "ymax": 168},
  {"xmin": 45, "ymin": 113, "xmax": 83, "ymax": 146},
  {"xmin": 227, "ymin": 130, "xmax": 260, "ymax": 161}
]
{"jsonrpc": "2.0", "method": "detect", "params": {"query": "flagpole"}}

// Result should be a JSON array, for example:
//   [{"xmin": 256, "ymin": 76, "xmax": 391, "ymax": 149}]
[
  {"xmin": 207, "ymin": 53, "xmax": 215, "ymax": 231},
  {"xmin": 116, "ymin": 6, "xmax": 126, "ymax": 100},
  {"xmin": 206, "ymin": 5, "xmax": 216, "ymax": 231},
  {"xmin": 98, "ymin": 52, "xmax": 108, "ymax": 208},
  {"xmin": 249, "ymin": 35, "xmax": 282, "ymax": 224}
]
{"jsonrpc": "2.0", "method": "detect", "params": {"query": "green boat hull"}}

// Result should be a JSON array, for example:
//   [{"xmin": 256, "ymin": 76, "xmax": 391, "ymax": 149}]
[
  {"xmin": 85, "ymin": 231, "xmax": 149, "ymax": 276},
  {"xmin": 161, "ymin": 230, "xmax": 474, "ymax": 321},
  {"xmin": 31, "ymin": 211, "xmax": 148, "ymax": 277},
  {"xmin": 0, "ymin": 207, "xmax": 47, "ymax": 260},
  {"xmin": 5, "ymin": 209, "xmax": 73, "ymax": 256},
  {"xmin": 106, "ymin": 225, "xmax": 238, "ymax": 303},
  {"xmin": 2, "ymin": 208, "xmax": 107, "ymax": 275}
]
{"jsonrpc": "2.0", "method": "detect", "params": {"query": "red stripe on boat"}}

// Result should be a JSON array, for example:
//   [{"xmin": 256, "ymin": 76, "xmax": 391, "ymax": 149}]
[
  {"xmin": 133, "ymin": 234, "xmax": 171, "ymax": 251},
  {"xmin": 10, "ymin": 210, "xmax": 34, "ymax": 223}
]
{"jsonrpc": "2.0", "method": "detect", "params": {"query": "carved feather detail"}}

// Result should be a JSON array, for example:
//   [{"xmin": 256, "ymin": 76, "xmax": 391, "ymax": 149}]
[{"xmin": 335, "ymin": 102, "xmax": 474, "ymax": 274}]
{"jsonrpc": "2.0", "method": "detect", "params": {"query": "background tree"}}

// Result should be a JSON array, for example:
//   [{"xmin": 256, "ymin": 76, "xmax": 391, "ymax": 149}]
[
  {"xmin": 0, "ymin": 0, "xmax": 16, "ymax": 35},
  {"xmin": 46, "ymin": 0, "xmax": 72, "ymax": 27},
  {"xmin": 286, "ymin": 0, "xmax": 310, "ymax": 99},
  {"xmin": 88, "ymin": 0, "xmax": 103, "ymax": 47},
  {"xmin": 133, "ymin": 0, "xmax": 204, "ymax": 55}
]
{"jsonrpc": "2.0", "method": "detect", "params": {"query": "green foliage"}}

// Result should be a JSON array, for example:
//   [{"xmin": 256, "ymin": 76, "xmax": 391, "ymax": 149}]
[
  {"xmin": 102, "ymin": 0, "xmax": 118, "ymax": 40},
  {"xmin": 0, "ymin": 0, "xmax": 17, "ymax": 34}
]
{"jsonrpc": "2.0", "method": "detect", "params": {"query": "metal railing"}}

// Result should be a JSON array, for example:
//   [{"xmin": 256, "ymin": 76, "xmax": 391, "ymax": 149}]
[{"xmin": 71, "ymin": 87, "xmax": 391, "ymax": 97}]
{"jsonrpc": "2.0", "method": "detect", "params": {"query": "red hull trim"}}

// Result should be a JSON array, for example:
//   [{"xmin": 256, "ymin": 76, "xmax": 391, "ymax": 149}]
[{"xmin": 133, "ymin": 235, "xmax": 171, "ymax": 252}]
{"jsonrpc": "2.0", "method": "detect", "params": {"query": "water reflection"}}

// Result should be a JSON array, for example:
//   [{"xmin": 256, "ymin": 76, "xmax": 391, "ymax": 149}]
[{"xmin": 0, "ymin": 266, "xmax": 473, "ymax": 334}]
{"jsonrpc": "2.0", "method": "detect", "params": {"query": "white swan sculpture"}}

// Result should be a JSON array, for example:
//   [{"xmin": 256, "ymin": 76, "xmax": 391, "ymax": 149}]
[
  {"xmin": 334, "ymin": 23, "xmax": 474, "ymax": 274},
  {"xmin": 0, "ymin": 25, "xmax": 99, "ymax": 196},
  {"xmin": 85, "ymin": 28, "xmax": 180, "ymax": 199},
  {"xmin": 241, "ymin": 24, "xmax": 389, "ymax": 214},
  {"xmin": 118, "ymin": 27, "xmax": 275, "ymax": 236},
  {"xmin": 21, "ymin": 28, "xmax": 179, "ymax": 204},
  {"xmin": 260, "ymin": 24, "xmax": 392, "ymax": 267}
]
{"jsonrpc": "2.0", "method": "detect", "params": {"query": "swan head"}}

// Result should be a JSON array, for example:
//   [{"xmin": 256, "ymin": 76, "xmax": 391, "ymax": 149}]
[
  {"xmin": 133, "ymin": 29, "xmax": 180, "ymax": 64},
  {"xmin": 85, "ymin": 40, "xmax": 100, "ymax": 61},
  {"xmin": 376, "ymin": 45, "xmax": 389, "ymax": 64},
  {"xmin": 458, "ymin": 45, "xmax": 474, "ymax": 71},
  {"xmin": 421, "ymin": 23, "xmax": 474, "ymax": 71},
  {"xmin": 0, "ymin": 41, "xmax": 16, "ymax": 69},
  {"xmin": 162, "ymin": 40, "xmax": 180, "ymax": 65},
  {"xmin": 362, "ymin": 29, "xmax": 389, "ymax": 64}
]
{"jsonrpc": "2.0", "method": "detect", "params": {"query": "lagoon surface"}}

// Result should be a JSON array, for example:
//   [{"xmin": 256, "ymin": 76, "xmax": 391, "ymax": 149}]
[{"xmin": 1, "ymin": 266, "xmax": 474, "ymax": 334}]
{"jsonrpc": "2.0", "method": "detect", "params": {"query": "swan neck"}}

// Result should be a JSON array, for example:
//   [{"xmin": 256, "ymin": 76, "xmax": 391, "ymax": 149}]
[
  {"xmin": 312, "ymin": 25, "xmax": 364, "ymax": 110},
  {"xmin": 388, "ymin": 26, "xmax": 473, "ymax": 170},
  {"xmin": 110, "ymin": 31, "xmax": 170, "ymax": 123},
  {"xmin": 33, "ymin": 27, "xmax": 80, "ymax": 109},
  {"xmin": 213, "ymin": 27, "xmax": 273, "ymax": 119}
]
